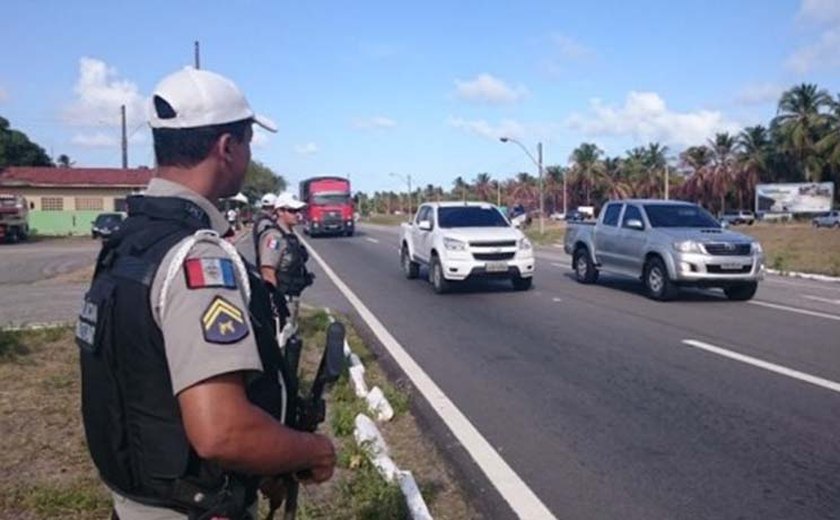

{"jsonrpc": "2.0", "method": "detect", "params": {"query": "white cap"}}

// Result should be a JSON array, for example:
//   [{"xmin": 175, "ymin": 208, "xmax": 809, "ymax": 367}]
[
  {"xmin": 274, "ymin": 192, "xmax": 306, "ymax": 210},
  {"xmin": 148, "ymin": 67, "xmax": 277, "ymax": 132},
  {"xmin": 260, "ymin": 193, "xmax": 277, "ymax": 207}
]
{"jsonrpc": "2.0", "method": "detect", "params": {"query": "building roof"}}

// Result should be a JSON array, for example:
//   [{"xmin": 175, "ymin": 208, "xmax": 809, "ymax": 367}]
[{"xmin": 0, "ymin": 167, "xmax": 153, "ymax": 188}]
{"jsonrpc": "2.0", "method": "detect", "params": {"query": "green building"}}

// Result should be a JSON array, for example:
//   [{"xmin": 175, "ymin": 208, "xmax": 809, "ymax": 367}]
[{"xmin": 0, "ymin": 167, "xmax": 152, "ymax": 236}]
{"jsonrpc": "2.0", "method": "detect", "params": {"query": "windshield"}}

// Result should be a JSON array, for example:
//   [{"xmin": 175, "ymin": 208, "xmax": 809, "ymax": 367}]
[
  {"xmin": 438, "ymin": 206, "xmax": 508, "ymax": 228},
  {"xmin": 312, "ymin": 193, "xmax": 350, "ymax": 206},
  {"xmin": 95, "ymin": 214, "xmax": 122, "ymax": 226},
  {"xmin": 644, "ymin": 204, "xmax": 721, "ymax": 228}
]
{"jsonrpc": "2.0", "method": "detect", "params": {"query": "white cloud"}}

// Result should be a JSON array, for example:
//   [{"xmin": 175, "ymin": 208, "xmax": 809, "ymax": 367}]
[
  {"xmin": 786, "ymin": 26, "xmax": 840, "ymax": 73},
  {"xmin": 447, "ymin": 117, "xmax": 526, "ymax": 141},
  {"xmin": 294, "ymin": 142, "xmax": 319, "ymax": 156},
  {"xmin": 736, "ymin": 83, "xmax": 784, "ymax": 105},
  {"xmin": 63, "ymin": 57, "xmax": 145, "ymax": 127},
  {"xmin": 453, "ymin": 74, "xmax": 528, "ymax": 104},
  {"xmin": 71, "ymin": 132, "xmax": 118, "ymax": 148},
  {"xmin": 353, "ymin": 116, "xmax": 397, "ymax": 130},
  {"xmin": 566, "ymin": 91, "xmax": 740, "ymax": 146},
  {"xmin": 797, "ymin": 0, "xmax": 840, "ymax": 25},
  {"xmin": 550, "ymin": 33, "xmax": 596, "ymax": 60},
  {"xmin": 0, "ymin": 87, "xmax": 8, "ymax": 103}
]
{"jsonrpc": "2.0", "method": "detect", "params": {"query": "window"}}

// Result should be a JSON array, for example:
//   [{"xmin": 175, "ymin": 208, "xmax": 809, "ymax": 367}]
[
  {"xmin": 622, "ymin": 205, "xmax": 643, "ymax": 228},
  {"xmin": 644, "ymin": 204, "xmax": 720, "ymax": 228},
  {"xmin": 438, "ymin": 206, "xmax": 508, "ymax": 228},
  {"xmin": 75, "ymin": 197, "xmax": 103, "ymax": 211},
  {"xmin": 41, "ymin": 197, "xmax": 64, "ymax": 211},
  {"xmin": 415, "ymin": 206, "xmax": 429, "ymax": 224},
  {"xmin": 602, "ymin": 203, "xmax": 622, "ymax": 226},
  {"xmin": 114, "ymin": 198, "xmax": 128, "ymax": 212}
]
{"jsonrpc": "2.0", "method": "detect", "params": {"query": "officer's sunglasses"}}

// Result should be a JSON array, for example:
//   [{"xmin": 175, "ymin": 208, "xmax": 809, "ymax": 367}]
[{"xmin": 279, "ymin": 207, "xmax": 302, "ymax": 214}]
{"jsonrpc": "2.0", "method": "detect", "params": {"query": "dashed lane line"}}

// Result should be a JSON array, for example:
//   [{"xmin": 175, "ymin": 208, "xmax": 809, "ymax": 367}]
[
  {"xmin": 300, "ymin": 235, "xmax": 557, "ymax": 520},
  {"xmin": 749, "ymin": 300, "xmax": 840, "ymax": 322}
]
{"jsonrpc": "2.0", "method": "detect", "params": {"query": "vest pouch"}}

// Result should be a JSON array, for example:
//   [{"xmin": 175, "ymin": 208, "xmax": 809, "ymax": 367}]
[{"xmin": 138, "ymin": 419, "xmax": 190, "ymax": 479}]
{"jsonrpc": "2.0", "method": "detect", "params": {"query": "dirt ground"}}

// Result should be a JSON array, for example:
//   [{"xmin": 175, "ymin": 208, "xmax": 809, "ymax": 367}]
[{"xmin": 737, "ymin": 222, "xmax": 840, "ymax": 276}]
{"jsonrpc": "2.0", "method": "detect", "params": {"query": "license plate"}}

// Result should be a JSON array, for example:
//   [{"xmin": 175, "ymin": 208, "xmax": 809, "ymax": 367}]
[
  {"xmin": 486, "ymin": 261, "xmax": 508, "ymax": 273},
  {"xmin": 720, "ymin": 263, "xmax": 743, "ymax": 270}
]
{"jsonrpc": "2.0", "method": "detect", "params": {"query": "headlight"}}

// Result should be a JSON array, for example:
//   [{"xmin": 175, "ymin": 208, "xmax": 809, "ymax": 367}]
[
  {"xmin": 751, "ymin": 241, "xmax": 763, "ymax": 254},
  {"xmin": 443, "ymin": 237, "xmax": 466, "ymax": 251},
  {"xmin": 673, "ymin": 240, "xmax": 702, "ymax": 253},
  {"xmin": 518, "ymin": 237, "xmax": 532, "ymax": 251}
]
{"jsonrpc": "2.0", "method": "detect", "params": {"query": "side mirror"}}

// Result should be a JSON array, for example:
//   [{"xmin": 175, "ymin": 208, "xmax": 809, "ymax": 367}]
[
  {"xmin": 720, "ymin": 220, "xmax": 729, "ymax": 229},
  {"xmin": 625, "ymin": 218, "xmax": 644, "ymax": 230},
  {"xmin": 418, "ymin": 220, "xmax": 432, "ymax": 231}
]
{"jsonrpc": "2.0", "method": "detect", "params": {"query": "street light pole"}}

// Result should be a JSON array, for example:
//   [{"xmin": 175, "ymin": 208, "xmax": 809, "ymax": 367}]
[
  {"xmin": 563, "ymin": 169, "xmax": 567, "ymax": 218},
  {"xmin": 389, "ymin": 172, "xmax": 413, "ymax": 219},
  {"xmin": 500, "ymin": 137, "xmax": 545, "ymax": 234}
]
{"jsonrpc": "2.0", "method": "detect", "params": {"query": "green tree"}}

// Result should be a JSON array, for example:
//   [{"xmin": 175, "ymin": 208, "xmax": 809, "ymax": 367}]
[
  {"xmin": 736, "ymin": 125, "xmax": 770, "ymax": 210},
  {"xmin": 241, "ymin": 160, "xmax": 286, "ymax": 203},
  {"xmin": 56, "ymin": 154, "xmax": 74, "ymax": 168},
  {"xmin": 708, "ymin": 132, "xmax": 737, "ymax": 213},
  {"xmin": 569, "ymin": 142, "xmax": 604, "ymax": 206},
  {"xmin": 772, "ymin": 83, "xmax": 832, "ymax": 182},
  {"xmin": 0, "ymin": 116, "xmax": 53, "ymax": 168}
]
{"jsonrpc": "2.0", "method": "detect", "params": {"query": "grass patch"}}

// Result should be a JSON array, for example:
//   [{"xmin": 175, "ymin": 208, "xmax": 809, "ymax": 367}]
[
  {"xmin": 739, "ymin": 223, "xmax": 840, "ymax": 276},
  {"xmin": 523, "ymin": 220, "xmax": 567, "ymax": 246}
]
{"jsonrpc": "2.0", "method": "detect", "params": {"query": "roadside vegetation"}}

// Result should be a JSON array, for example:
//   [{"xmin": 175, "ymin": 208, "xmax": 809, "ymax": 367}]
[
  {"xmin": 739, "ymin": 222, "xmax": 840, "ymax": 276},
  {"xmin": 0, "ymin": 313, "xmax": 476, "ymax": 520}
]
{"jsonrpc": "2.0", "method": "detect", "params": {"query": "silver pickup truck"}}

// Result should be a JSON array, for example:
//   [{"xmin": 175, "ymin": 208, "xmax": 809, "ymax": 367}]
[{"xmin": 564, "ymin": 199, "xmax": 765, "ymax": 301}]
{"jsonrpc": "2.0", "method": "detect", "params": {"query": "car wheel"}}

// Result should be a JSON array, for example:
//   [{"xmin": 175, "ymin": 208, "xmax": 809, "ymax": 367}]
[
  {"xmin": 643, "ymin": 256, "xmax": 677, "ymax": 301},
  {"xmin": 401, "ymin": 244, "xmax": 419, "ymax": 279},
  {"xmin": 724, "ymin": 282, "xmax": 758, "ymax": 301},
  {"xmin": 429, "ymin": 255, "xmax": 451, "ymax": 294},
  {"xmin": 573, "ymin": 247, "xmax": 599, "ymax": 284},
  {"xmin": 511, "ymin": 276, "xmax": 533, "ymax": 291},
  {"xmin": 834, "ymin": 222, "xmax": 840, "ymax": 229}
]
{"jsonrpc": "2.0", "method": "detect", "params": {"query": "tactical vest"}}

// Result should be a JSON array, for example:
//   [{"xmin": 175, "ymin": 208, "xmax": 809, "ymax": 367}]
[
  {"xmin": 252, "ymin": 216, "xmax": 311, "ymax": 297},
  {"xmin": 251, "ymin": 211, "xmax": 276, "ymax": 268},
  {"xmin": 78, "ymin": 195, "xmax": 289, "ymax": 517}
]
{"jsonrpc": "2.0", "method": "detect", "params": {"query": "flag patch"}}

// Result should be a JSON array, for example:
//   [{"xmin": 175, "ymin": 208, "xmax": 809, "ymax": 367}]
[
  {"xmin": 267, "ymin": 238, "xmax": 282, "ymax": 250},
  {"xmin": 184, "ymin": 258, "xmax": 237, "ymax": 289},
  {"xmin": 201, "ymin": 296, "xmax": 249, "ymax": 344}
]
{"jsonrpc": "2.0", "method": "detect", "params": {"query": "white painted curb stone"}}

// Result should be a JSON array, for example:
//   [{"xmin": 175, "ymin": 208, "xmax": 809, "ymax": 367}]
[
  {"xmin": 366, "ymin": 386, "xmax": 395, "ymax": 422},
  {"xmin": 349, "ymin": 365, "xmax": 369, "ymax": 398},
  {"xmin": 766, "ymin": 268, "xmax": 840, "ymax": 283},
  {"xmin": 398, "ymin": 470, "xmax": 433, "ymax": 520},
  {"xmin": 354, "ymin": 413, "xmax": 398, "ymax": 481}
]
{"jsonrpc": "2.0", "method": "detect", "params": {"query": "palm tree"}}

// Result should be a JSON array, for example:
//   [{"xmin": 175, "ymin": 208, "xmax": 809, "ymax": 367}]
[
  {"xmin": 708, "ymin": 132, "xmax": 738, "ymax": 214},
  {"xmin": 473, "ymin": 173, "xmax": 493, "ymax": 201},
  {"xmin": 678, "ymin": 145, "xmax": 714, "ymax": 208},
  {"xmin": 569, "ymin": 143, "xmax": 604, "ymax": 206},
  {"xmin": 772, "ymin": 83, "xmax": 832, "ymax": 182},
  {"xmin": 452, "ymin": 176, "xmax": 470, "ymax": 201},
  {"xmin": 56, "ymin": 154, "xmax": 74, "ymax": 168},
  {"xmin": 736, "ymin": 125, "xmax": 770, "ymax": 210}
]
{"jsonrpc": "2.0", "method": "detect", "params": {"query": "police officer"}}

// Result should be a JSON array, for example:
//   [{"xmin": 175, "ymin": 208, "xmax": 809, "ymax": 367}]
[
  {"xmin": 252, "ymin": 192, "xmax": 277, "ymax": 245},
  {"xmin": 256, "ymin": 192, "xmax": 312, "ymax": 303},
  {"xmin": 77, "ymin": 67, "xmax": 335, "ymax": 520}
]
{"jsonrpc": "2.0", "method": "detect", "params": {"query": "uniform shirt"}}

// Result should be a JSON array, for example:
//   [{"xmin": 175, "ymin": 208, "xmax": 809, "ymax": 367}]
[
  {"xmin": 114, "ymin": 178, "xmax": 262, "ymax": 520},
  {"xmin": 253, "ymin": 209, "xmax": 276, "ymax": 237},
  {"xmin": 258, "ymin": 224, "xmax": 291, "ymax": 270}
]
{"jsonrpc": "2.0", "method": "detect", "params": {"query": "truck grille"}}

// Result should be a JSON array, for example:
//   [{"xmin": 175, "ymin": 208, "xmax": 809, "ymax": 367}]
[
  {"xmin": 469, "ymin": 240, "xmax": 516, "ymax": 247},
  {"xmin": 703, "ymin": 243, "xmax": 751, "ymax": 256},
  {"xmin": 473, "ymin": 252, "xmax": 516, "ymax": 261},
  {"xmin": 707, "ymin": 265, "xmax": 752, "ymax": 274}
]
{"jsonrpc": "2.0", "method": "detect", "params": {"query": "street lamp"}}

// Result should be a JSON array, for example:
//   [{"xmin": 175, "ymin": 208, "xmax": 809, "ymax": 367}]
[
  {"xmin": 500, "ymin": 137, "xmax": 545, "ymax": 234},
  {"xmin": 389, "ymin": 172, "xmax": 413, "ymax": 219}
]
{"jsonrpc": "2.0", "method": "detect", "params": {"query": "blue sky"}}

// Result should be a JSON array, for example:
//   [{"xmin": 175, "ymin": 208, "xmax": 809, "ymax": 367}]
[{"xmin": 1, "ymin": 0, "xmax": 839, "ymax": 194}]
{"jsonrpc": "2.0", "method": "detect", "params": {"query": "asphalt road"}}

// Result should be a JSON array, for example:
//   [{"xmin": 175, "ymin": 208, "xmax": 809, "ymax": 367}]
[{"xmin": 288, "ymin": 223, "xmax": 840, "ymax": 520}]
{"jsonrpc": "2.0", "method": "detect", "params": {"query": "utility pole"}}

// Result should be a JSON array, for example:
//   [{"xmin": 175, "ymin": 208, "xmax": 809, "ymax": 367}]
[
  {"xmin": 563, "ymin": 168, "xmax": 567, "ymax": 217},
  {"xmin": 496, "ymin": 180, "xmax": 501, "ymax": 206},
  {"xmin": 407, "ymin": 174, "xmax": 412, "ymax": 218},
  {"xmin": 664, "ymin": 164, "xmax": 670, "ymax": 200},
  {"xmin": 537, "ymin": 142, "xmax": 544, "ymax": 234},
  {"xmin": 194, "ymin": 41, "xmax": 201, "ymax": 69},
  {"xmin": 120, "ymin": 104, "xmax": 128, "ymax": 169}
]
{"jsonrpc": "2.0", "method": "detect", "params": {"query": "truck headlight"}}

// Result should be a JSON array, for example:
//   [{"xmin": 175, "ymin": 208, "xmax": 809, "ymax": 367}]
[
  {"xmin": 673, "ymin": 240, "xmax": 702, "ymax": 253},
  {"xmin": 518, "ymin": 238, "xmax": 532, "ymax": 251},
  {"xmin": 443, "ymin": 237, "xmax": 466, "ymax": 251},
  {"xmin": 751, "ymin": 241, "xmax": 763, "ymax": 254}
]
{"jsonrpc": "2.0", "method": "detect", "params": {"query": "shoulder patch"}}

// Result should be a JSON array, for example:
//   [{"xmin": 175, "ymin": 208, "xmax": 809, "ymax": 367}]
[
  {"xmin": 267, "ymin": 238, "xmax": 282, "ymax": 250},
  {"xmin": 201, "ymin": 296, "xmax": 249, "ymax": 344},
  {"xmin": 184, "ymin": 258, "xmax": 237, "ymax": 289}
]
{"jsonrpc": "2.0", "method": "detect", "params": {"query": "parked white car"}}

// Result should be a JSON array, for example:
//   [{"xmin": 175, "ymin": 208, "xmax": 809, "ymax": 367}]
[
  {"xmin": 399, "ymin": 202, "xmax": 535, "ymax": 293},
  {"xmin": 812, "ymin": 210, "xmax": 840, "ymax": 228}
]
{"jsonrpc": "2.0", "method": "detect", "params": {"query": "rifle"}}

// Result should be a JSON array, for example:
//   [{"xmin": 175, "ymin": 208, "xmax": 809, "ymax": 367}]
[{"xmin": 265, "ymin": 320, "xmax": 346, "ymax": 520}]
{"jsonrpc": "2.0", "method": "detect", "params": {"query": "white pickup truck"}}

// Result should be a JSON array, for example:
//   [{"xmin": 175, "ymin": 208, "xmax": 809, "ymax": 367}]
[{"xmin": 399, "ymin": 202, "xmax": 535, "ymax": 293}]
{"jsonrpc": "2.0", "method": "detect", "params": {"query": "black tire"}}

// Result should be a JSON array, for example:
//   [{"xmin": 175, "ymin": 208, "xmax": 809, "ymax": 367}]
[
  {"xmin": 429, "ymin": 254, "xmax": 451, "ymax": 294},
  {"xmin": 401, "ymin": 244, "xmax": 420, "ymax": 279},
  {"xmin": 511, "ymin": 276, "xmax": 533, "ymax": 291},
  {"xmin": 643, "ymin": 256, "xmax": 677, "ymax": 301},
  {"xmin": 724, "ymin": 282, "xmax": 758, "ymax": 301},
  {"xmin": 346, "ymin": 229, "xmax": 354, "ymax": 237},
  {"xmin": 573, "ymin": 247, "xmax": 599, "ymax": 284}
]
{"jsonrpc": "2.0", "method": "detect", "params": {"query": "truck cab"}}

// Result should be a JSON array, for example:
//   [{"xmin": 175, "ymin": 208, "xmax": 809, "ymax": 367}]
[{"xmin": 299, "ymin": 177, "xmax": 355, "ymax": 237}]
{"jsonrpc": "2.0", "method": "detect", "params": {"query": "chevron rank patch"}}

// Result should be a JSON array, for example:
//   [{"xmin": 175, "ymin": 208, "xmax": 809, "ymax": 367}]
[
  {"xmin": 201, "ymin": 296, "xmax": 249, "ymax": 344},
  {"xmin": 184, "ymin": 258, "xmax": 237, "ymax": 289}
]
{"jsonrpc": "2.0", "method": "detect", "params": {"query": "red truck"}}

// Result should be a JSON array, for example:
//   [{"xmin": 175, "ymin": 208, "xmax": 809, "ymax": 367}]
[
  {"xmin": 299, "ymin": 176, "xmax": 355, "ymax": 237},
  {"xmin": 0, "ymin": 193, "xmax": 29, "ymax": 243}
]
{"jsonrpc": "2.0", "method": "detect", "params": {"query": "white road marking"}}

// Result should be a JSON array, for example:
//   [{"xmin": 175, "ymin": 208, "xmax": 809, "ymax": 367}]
[
  {"xmin": 682, "ymin": 339, "xmax": 840, "ymax": 395},
  {"xmin": 300, "ymin": 235, "xmax": 556, "ymax": 520},
  {"xmin": 365, "ymin": 237, "xmax": 380, "ymax": 244},
  {"xmin": 552, "ymin": 297, "xmax": 563, "ymax": 302},
  {"xmin": 749, "ymin": 300, "xmax": 840, "ymax": 322},
  {"xmin": 550, "ymin": 262, "xmax": 571, "ymax": 270},
  {"xmin": 802, "ymin": 295, "xmax": 840, "ymax": 305}
]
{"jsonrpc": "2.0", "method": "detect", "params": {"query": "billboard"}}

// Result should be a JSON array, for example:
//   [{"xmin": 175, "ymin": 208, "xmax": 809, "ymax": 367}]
[{"xmin": 755, "ymin": 182, "xmax": 834, "ymax": 214}]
